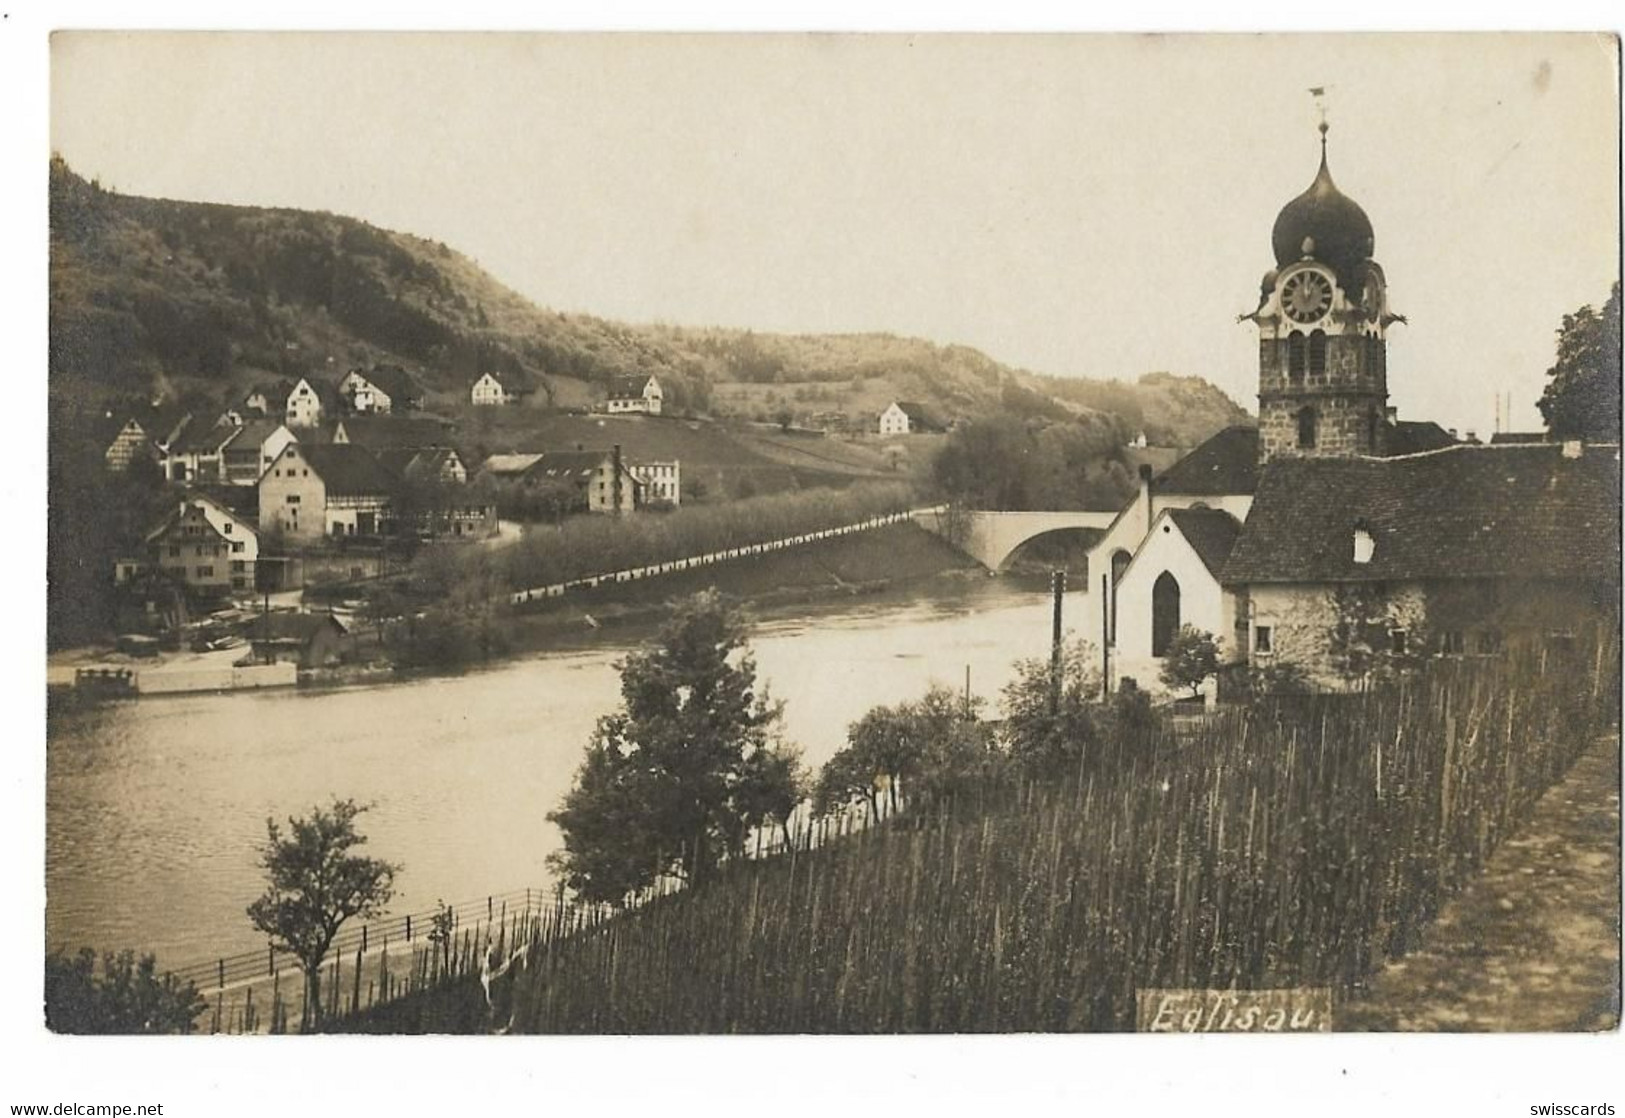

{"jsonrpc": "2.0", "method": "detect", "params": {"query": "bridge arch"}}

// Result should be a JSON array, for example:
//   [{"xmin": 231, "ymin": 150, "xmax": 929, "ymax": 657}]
[{"xmin": 920, "ymin": 509, "xmax": 1118, "ymax": 572}]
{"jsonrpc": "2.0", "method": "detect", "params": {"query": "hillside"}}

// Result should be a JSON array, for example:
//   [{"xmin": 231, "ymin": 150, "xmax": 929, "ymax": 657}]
[{"xmin": 48, "ymin": 158, "xmax": 1248, "ymax": 444}]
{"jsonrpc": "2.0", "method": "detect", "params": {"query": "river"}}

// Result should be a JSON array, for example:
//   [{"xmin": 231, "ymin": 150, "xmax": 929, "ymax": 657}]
[{"xmin": 46, "ymin": 575, "xmax": 1078, "ymax": 966}]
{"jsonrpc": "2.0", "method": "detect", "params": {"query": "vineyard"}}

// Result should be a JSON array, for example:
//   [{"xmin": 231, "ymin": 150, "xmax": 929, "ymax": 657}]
[{"xmin": 469, "ymin": 630, "xmax": 1619, "ymax": 1033}]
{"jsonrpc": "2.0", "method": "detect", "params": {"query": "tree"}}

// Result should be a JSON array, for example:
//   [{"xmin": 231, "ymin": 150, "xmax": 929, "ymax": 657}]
[
  {"xmin": 999, "ymin": 638, "xmax": 1105, "ymax": 778},
  {"xmin": 547, "ymin": 591, "xmax": 794, "ymax": 903},
  {"xmin": 45, "ymin": 948, "xmax": 207, "ymax": 1034},
  {"xmin": 1538, "ymin": 283, "xmax": 1621, "ymax": 440},
  {"xmin": 246, "ymin": 799, "xmax": 398, "ymax": 1031},
  {"xmin": 735, "ymin": 742, "xmax": 809, "ymax": 852},
  {"xmin": 817, "ymin": 685, "xmax": 996, "ymax": 820},
  {"xmin": 1160, "ymin": 626, "xmax": 1220, "ymax": 699}
]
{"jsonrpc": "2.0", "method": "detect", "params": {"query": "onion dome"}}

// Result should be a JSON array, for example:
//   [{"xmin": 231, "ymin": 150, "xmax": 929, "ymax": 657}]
[{"xmin": 1270, "ymin": 129, "xmax": 1375, "ymax": 291}]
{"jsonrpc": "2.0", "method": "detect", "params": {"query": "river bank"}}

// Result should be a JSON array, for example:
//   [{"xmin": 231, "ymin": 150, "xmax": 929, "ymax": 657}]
[{"xmin": 494, "ymin": 521, "xmax": 984, "ymax": 653}]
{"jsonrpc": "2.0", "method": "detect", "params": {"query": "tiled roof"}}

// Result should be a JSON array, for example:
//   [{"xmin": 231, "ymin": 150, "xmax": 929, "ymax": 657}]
[
  {"xmin": 229, "ymin": 417, "xmax": 288, "ymax": 448},
  {"xmin": 1166, "ymin": 507, "xmax": 1244, "ymax": 577},
  {"xmin": 336, "ymin": 415, "xmax": 455, "ymax": 450},
  {"xmin": 1221, "ymin": 443, "xmax": 1622, "ymax": 584},
  {"xmin": 608, "ymin": 374, "xmax": 656, "ymax": 399},
  {"xmin": 1152, "ymin": 425, "xmax": 1261, "ymax": 496},
  {"xmin": 480, "ymin": 369, "xmax": 539, "ymax": 393},
  {"xmin": 251, "ymin": 611, "xmax": 349, "ymax": 642},
  {"xmin": 480, "ymin": 453, "xmax": 546, "ymax": 477},
  {"xmin": 1385, "ymin": 420, "xmax": 1457, "ymax": 456},
  {"xmin": 300, "ymin": 444, "xmax": 398, "ymax": 496},
  {"xmin": 354, "ymin": 364, "xmax": 422, "ymax": 404},
  {"xmin": 379, "ymin": 447, "xmax": 459, "ymax": 479},
  {"xmin": 537, "ymin": 449, "xmax": 614, "ymax": 478},
  {"xmin": 174, "ymin": 418, "xmax": 242, "ymax": 454}
]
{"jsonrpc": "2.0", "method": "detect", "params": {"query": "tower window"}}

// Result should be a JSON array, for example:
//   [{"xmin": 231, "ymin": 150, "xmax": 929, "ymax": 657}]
[
  {"xmin": 1308, "ymin": 330, "xmax": 1327, "ymax": 377},
  {"xmin": 1367, "ymin": 406, "xmax": 1381, "ymax": 452},
  {"xmin": 1287, "ymin": 332, "xmax": 1306, "ymax": 382},
  {"xmin": 1297, "ymin": 407, "xmax": 1318, "ymax": 449}
]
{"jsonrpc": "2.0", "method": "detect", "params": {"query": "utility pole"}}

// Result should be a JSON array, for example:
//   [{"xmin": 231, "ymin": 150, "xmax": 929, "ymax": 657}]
[
  {"xmin": 1049, "ymin": 569, "xmax": 1065, "ymax": 715},
  {"xmin": 611, "ymin": 443, "xmax": 624, "ymax": 518}
]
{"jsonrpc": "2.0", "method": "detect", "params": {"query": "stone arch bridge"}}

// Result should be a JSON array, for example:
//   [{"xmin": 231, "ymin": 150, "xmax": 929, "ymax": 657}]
[{"xmin": 914, "ymin": 508, "xmax": 1118, "ymax": 572}]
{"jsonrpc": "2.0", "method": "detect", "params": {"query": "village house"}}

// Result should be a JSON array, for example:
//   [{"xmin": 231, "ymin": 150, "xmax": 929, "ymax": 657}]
[
  {"xmin": 102, "ymin": 405, "xmax": 191, "ymax": 472},
  {"xmin": 282, "ymin": 377, "xmax": 337, "ymax": 429},
  {"xmin": 470, "ymin": 370, "xmax": 536, "ymax": 407},
  {"xmin": 479, "ymin": 447, "xmax": 645, "ymax": 515},
  {"xmin": 131, "ymin": 492, "xmax": 260, "ymax": 598},
  {"xmin": 163, "ymin": 417, "xmax": 241, "ymax": 484},
  {"xmin": 380, "ymin": 446, "xmax": 495, "ymax": 539},
  {"xmin": 221, "ymin": 418, "xmax": 297, "ymax": 487},
  {"xmin": 539, "ymin": 448, "xmax": 645, "ymax": 514},
  {"xmin": 604, "ymin": 374, "xmax": 663, "ymax": 416},
  {"xmin": 878, "ymin": 401, "xmax": 944, "ymax": 436},
  {"xmin": 248, "ymin": 611, "xmax": 352, "ymax": 668},
  {"xmin": 258, "ymin": 442, "xmax": 396, "ymax": 543},
  {"xmin": 1220, "ymin": 442, "xmax": 1620, "ymax": 687},
  {"xmin": 627, "ymin": 459, "xmax": 681, "ymax": 506},
  {"xmin": 338, "ymin": 364, "xmax": 425, "ymax": 415}
]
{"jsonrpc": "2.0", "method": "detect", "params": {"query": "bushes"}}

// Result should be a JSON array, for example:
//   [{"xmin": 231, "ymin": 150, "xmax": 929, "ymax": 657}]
[{"xmin": 45, "ymin": 948, "xmax": 207, "ymax": 1034}]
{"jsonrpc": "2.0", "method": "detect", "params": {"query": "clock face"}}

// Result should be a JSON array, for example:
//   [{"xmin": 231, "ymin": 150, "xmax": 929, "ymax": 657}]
[{"xmin": 1281, "ymin": 269, "xmax": 1333, "ymax": 324}]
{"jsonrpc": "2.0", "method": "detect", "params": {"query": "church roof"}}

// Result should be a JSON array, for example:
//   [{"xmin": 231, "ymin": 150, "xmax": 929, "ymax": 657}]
[
  {"xmin": 1166, "ymin": 507, "xmax": 1244, "ymax": 577},
  {"xmin": 1152, "ymin": 425, "xmax": 1260, "ymax": 496},
  {"xmin": 1271, "ymin": 138, "xmax": 1376, "ymax": 292},
  {"xmin": 1221, "ymin": 443, "xmax": 1621, "ymax": 585}
]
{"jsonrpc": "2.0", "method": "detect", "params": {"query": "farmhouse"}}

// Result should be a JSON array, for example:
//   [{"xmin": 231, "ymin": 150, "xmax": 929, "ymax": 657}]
[
  {"xmin": 164, "ymin": 417, "xmax": 241, "ymax": 483},
  {"xmin": 604, "ymin": 374, "xmax": 663, "ymax": 415},
  {"xmin": 339, "ymin": 364, "xmax": 425, "ymax": 414},
  {"xmin": 282, "ymin": 377, "xmax": 337, "ymax": 429},
  {"xmin": 1221, "ymin": 441, "xmax": 1620, "ymax": 687},
  {"xmin": 258, "ymin": 442, "xmax": 396, "ymax": 543},
  {"xmin": 102, "ymin": 405, "xmax": 191, "ymax": 472},
  {"xmin": 878, "ymin": 401, "xmax": 944, "ymax": 436},
  {"xmin": 133, "ymin": 493, "xmax": 260, "ymax": 597},
  {"xmin": 471, "ymin": 370, "xmax": 536, "ymax": 406},
  {"xmin": 221, "ymin": 418, "xmax": 297, "ymax": 487}
]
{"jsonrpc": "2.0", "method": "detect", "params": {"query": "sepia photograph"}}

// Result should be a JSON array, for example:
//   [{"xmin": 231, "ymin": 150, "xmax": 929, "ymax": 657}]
[{"xmin": 9, "ymin": 14, "xmax": 1625, "ymax": 1116}]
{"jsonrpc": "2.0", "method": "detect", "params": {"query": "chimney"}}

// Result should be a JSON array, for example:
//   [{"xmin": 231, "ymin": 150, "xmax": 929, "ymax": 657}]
[
  {"xmin": 1139, "ymin": 463, "xmax": 1154, "ymax": 534},
  {"xmin": 1385, "ymin": 405, "xmax": 1397, "ymax": 422}
]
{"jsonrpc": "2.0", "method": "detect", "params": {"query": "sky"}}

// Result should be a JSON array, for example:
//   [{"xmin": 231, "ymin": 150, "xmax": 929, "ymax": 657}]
[{"xmin": 50, "ymin": 32, "xmax": 1620, "ymax": 436}]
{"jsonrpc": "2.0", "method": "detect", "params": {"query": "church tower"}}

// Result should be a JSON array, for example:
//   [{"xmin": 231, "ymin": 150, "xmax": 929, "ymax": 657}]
[{"xmin": 1250, "ymin": 122, "xmax": 1397, "ymax": 463}]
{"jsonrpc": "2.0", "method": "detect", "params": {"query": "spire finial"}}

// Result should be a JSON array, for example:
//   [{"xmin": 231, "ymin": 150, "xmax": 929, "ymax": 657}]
[{"xmin": 1309, "ymin": 85, "xmax": 1330, "ymax": 158}]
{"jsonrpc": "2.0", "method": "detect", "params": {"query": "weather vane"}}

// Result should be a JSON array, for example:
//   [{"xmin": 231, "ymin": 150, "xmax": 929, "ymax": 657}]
[{"xmin": 1309, "ymin": 85, "xmax": 1330, "ymax": 146}]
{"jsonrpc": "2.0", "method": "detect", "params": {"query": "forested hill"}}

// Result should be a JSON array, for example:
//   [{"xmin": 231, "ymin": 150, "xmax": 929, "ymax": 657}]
[{"xmin": 48, "ymin": 157, "xmax": 1248, "ymax": 442}]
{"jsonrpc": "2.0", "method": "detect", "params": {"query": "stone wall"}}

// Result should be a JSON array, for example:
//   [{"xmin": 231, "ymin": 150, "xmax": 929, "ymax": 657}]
[{"xmin": 1258, "ymin": 331, "xmax": 1388, "ymax": 462}]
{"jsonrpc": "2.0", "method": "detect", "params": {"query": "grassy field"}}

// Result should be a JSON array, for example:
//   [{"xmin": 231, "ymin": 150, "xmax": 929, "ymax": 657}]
[{"xmin": 479, "ymin": 632, "xmax": 1617, "ymax": 1033}]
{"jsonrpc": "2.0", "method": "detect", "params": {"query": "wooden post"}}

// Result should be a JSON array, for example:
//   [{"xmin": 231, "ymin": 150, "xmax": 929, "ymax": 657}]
[
  {"xmin": 1050, "ymin": 570, "xmax": 1065, "ymax": 715},
  {"xmin": 1101, "ymin": 572, "xmax": 1111, "ymax": 701},
  {"xmin": 218, "ymin": 958, "xmax": 225, "ymax": 990}
]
